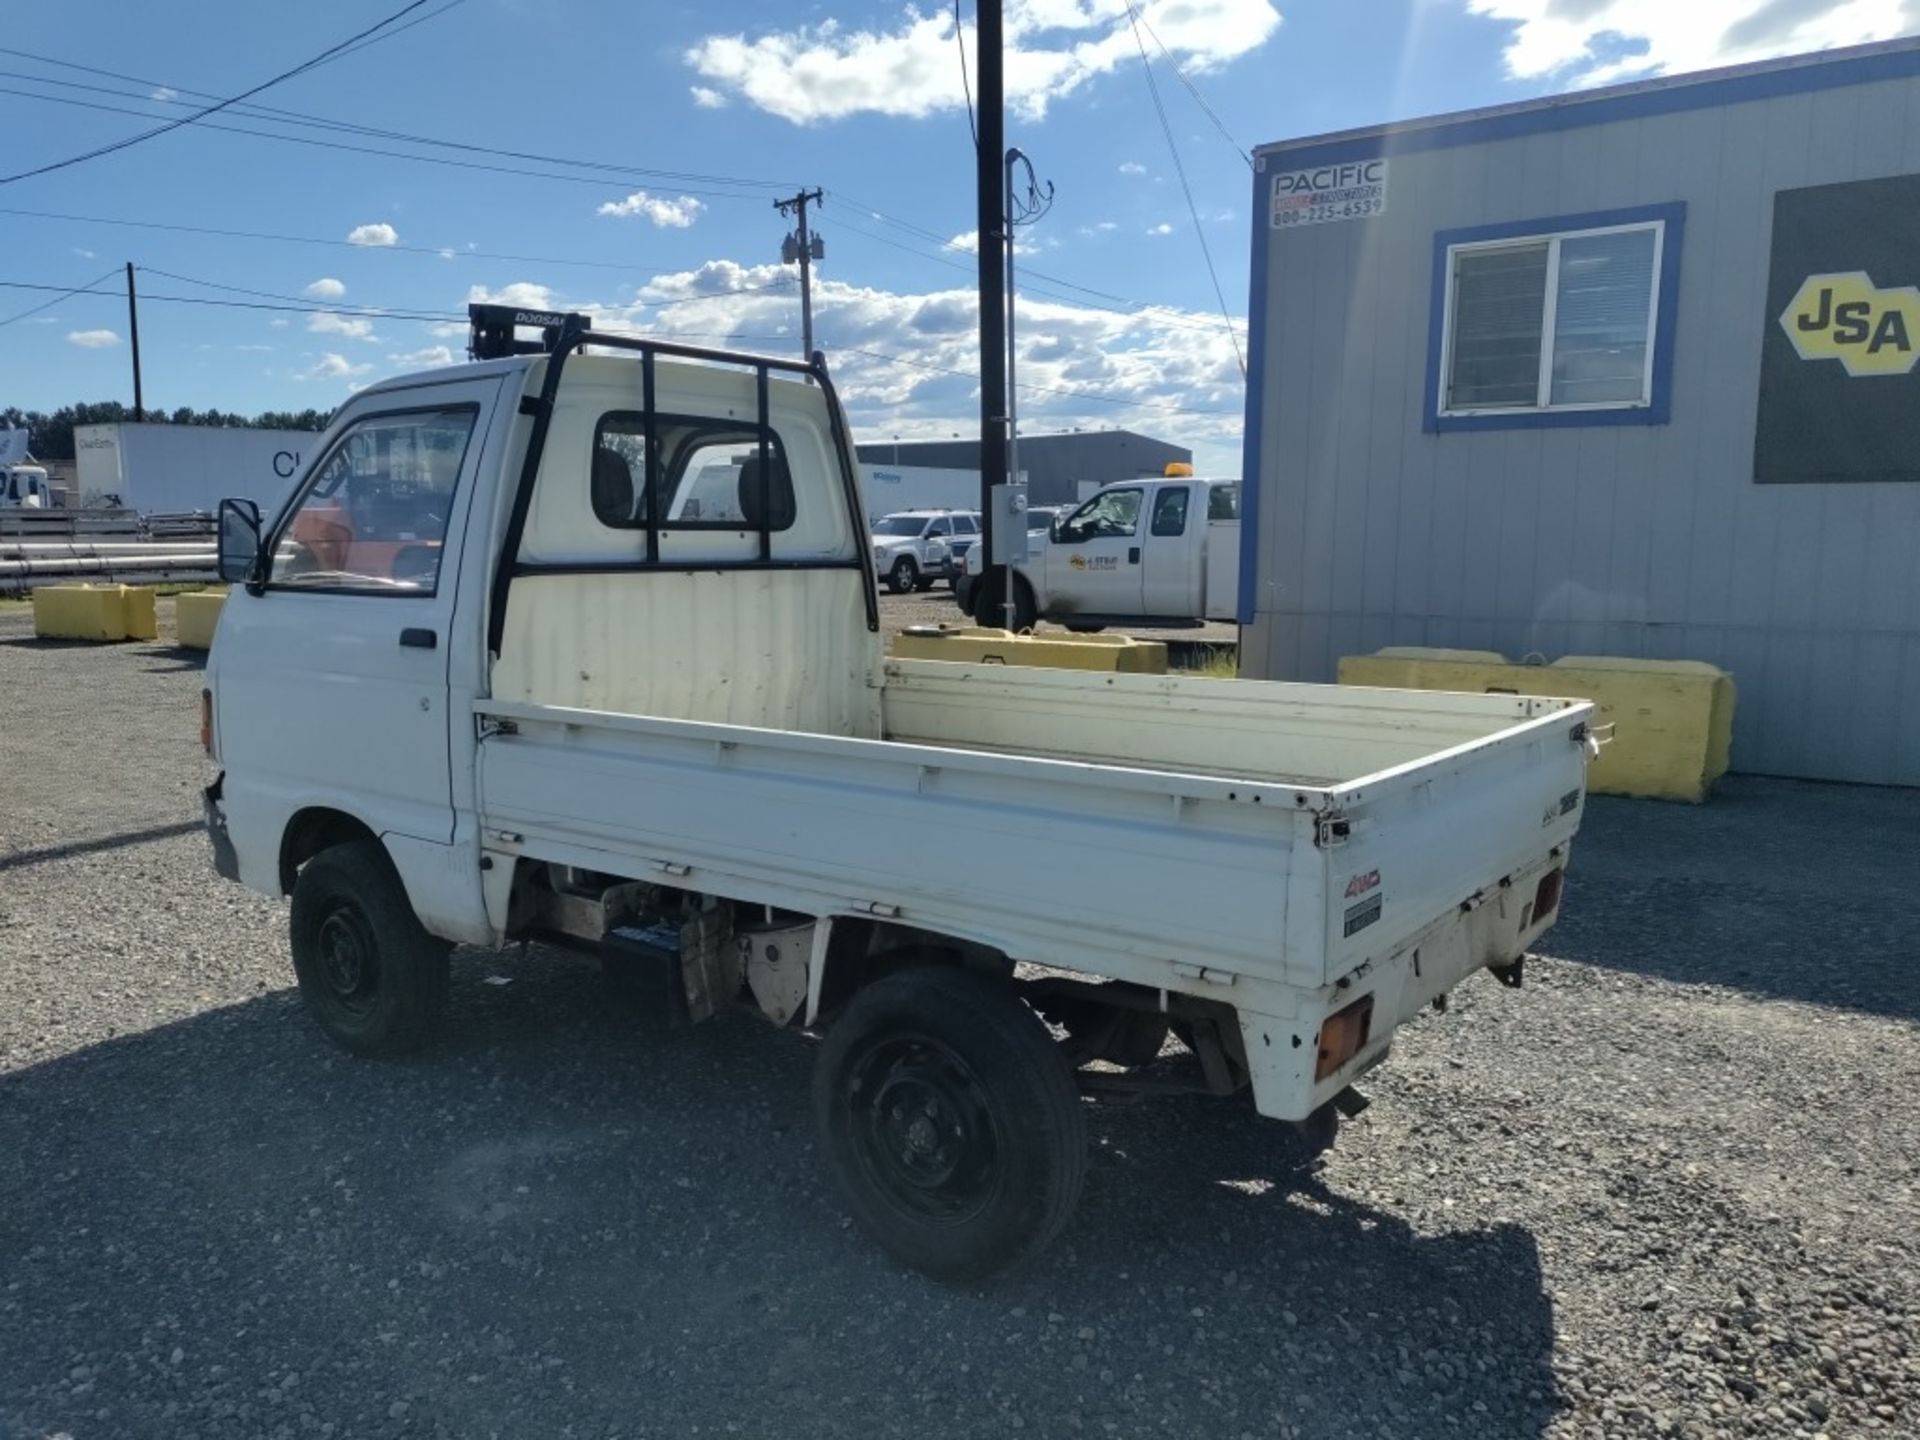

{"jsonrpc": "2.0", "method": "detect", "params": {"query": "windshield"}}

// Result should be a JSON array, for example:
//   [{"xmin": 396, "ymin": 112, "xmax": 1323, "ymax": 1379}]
[{"xmin": 872, "ymin": 515, "xmax": 927, "ymax": 536}]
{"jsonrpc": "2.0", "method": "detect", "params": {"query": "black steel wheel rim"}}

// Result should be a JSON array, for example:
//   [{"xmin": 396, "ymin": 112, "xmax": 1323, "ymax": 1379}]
[
  {"xmin": 315, "ymin": 902, "xmax": 380, "ymax": 1015},
  {"xmin": 845, "ymin": 1032, "xmax": 1002, "ymax": 1224}
]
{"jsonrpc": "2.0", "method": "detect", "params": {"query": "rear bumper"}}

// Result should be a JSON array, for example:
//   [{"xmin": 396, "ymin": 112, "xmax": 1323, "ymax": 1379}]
[
  {"xmin": 1237, "ymin": 848, "xmax": 1570, "ymax": 1121},
  {"xmin": 202, "ymin": 772, "xmax": 240, "ymax": 883}
]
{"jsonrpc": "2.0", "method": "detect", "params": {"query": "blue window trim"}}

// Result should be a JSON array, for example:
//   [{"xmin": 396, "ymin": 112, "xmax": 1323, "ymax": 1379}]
[
  {"xmin": 1421, "ymin": 202, "xmax": 1686, "ymax": 435},
  {"xmin": 1255, "ymin": 42, "xmax": 1920, "ymax": 173}
]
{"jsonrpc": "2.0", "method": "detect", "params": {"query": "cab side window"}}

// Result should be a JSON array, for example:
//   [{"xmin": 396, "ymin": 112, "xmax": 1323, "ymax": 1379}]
[
  {"xmin": 1061, "ymin": 487, "xmax": 1143, "ymax": 542},
  {"xmin": 271, "ymin": 407, "xmax": 476, "ymax": 593},
  {"xmin": 1150, "ymin": 487, "xmax": 1190, "ymax": 538}
]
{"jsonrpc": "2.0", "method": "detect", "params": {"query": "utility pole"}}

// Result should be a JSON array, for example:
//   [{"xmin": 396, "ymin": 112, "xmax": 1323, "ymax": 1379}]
[
  {"xmin": 975, "ymin": 0, "xmax": 1007, "ymax": 612},
  {"xmin": 125, "ymin": 262, "xmax": 144, "ymax": 423},
  {"xmin": 775, "ymin": 189, "xmax": 824, "ymax": 360}
]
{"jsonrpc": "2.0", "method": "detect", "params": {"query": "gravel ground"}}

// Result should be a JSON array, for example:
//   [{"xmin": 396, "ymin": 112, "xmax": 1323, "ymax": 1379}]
[
  {"xmin": 878, "ymin": 585, "xmax": 1240, "ymax": 655},
  {"xmin": 1, "ymin": 601, "xmax": 1916, "ymax": 1440}
]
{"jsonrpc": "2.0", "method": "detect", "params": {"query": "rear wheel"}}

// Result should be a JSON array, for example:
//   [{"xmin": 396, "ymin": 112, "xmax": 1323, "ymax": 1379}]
[
  {"xmin": 814, "ymin": 966, "xmax": 1087, "ymax": 1280},
  {"xmin": 887, "ymin": 556, "xmax": 919, "ymax": 594},
  {"xmin": 290, "ymin": 841, "xmax": 450, "ymax": 1056}
]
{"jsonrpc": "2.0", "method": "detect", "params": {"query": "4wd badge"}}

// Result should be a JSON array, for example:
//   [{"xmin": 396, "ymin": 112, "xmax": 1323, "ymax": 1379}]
[{"xmin": 1782, "ymin": 271, "xmax": 1920, "ymax": 377}]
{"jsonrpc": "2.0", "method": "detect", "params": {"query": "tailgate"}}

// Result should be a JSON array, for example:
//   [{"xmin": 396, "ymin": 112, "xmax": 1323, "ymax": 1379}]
[{"xmin": 1312, "ymin": 699, "xmax": 1591, "ymax": 986}]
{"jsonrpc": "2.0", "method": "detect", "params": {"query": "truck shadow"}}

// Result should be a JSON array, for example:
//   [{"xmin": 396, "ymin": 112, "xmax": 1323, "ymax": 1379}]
[
  {"xmin": 0, "ymin": 954, "xmax": 1562, "ymax": 1440},
  {"xmin": 1547, "ymin": 776, "xmax": 1920, "ymax": 1020}
]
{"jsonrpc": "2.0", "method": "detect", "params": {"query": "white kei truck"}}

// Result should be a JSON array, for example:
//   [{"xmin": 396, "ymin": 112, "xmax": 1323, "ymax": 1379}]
[
  {"xmin": 964, "ymin": 472, "xmax": 1241, "ymax": 631},
  {"xmin": 202, "ymin": 305, "xmax": 1594, "ymax": 1279}
]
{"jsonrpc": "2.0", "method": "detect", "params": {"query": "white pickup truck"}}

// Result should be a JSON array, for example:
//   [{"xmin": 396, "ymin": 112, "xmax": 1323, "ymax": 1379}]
[
  {"xmin": 202, "ymin": 305, "xmax": 1593, "ymax": 1278},
  {"xmin": 965, "ymin": 472, "xmax": 1240, "ymax": 630}
]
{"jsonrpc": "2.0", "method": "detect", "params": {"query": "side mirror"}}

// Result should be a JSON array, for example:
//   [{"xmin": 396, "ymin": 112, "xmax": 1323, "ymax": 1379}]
[
  {"xmin": 218, "ymin": 497, "xmax": 262, "ymax": 588},
  {"xmin": 1048, "ymin": 518, "xmax": 1065, "ymax": 543}
]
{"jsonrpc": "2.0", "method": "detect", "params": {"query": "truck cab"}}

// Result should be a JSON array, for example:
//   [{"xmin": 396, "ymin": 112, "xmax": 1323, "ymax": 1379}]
[
  {"xmin": 968, "ymin": 469, "xmax": 1239, "ymax": 630},
  {"xmin": 0, "ymin": 464, "xmax": 53, "ymax": 508}
]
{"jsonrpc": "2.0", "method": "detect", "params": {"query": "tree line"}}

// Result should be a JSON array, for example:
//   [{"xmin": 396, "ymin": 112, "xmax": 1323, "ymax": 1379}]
[{"xmin": 1, "ymin": 402, "xmax": 331, "ymax": 461}]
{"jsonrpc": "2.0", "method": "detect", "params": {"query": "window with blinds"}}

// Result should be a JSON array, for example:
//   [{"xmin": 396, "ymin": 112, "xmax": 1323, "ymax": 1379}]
[{"xmin": 1441, "ymin": 221, "xmax": 1662, "ymax": 415}]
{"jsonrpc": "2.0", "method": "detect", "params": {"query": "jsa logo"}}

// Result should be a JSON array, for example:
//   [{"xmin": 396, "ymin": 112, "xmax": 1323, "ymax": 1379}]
[
  {"xmin": 1344, "ymin": 869, "xmax": 1381, "ymax": 900},
  {"xmin": 1783, "ymin": 271, "xmax": 1920, "ymax": 376}
]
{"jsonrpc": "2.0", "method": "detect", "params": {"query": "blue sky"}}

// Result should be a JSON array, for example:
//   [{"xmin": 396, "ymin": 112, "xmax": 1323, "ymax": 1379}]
[{"xmin": 3, "ymin": 0, "xmax": 1915, "ymax": 471}]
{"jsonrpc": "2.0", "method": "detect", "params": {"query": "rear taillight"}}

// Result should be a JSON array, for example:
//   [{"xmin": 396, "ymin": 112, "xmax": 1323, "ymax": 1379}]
[
  {"xmin": 201, "ymin": 688, "xmax": 213, "ymax": 757},
  {"xmin": 1315, "ymin": 994, "xmax": 1374, "ymax": 1081},
  {"xmin": 1532, "ymin": 868, "xmax": 1564, "ymax": 925}
]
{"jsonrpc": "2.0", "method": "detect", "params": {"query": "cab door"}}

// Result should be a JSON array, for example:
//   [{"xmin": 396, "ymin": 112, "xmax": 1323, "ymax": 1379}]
[
  {"xmin": 1140, "ymin": 483, "xmax": 1198, "ymax": 616},
  {"xmin": 1043, "ymin": 485, "xmax": 1146, "ymax": 617},
  {"xmin": 213, "ymin": 376, "xmax": 503, "ymax": 859}
]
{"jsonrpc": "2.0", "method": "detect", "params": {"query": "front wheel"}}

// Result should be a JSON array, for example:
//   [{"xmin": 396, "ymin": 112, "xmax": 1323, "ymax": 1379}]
[
  {"xmin": 886, "ymin": 556, "xmax": 919, "ymax": 595},
  {"xmin": 814, "ymin": 966, "xmax": 1087, "ymax": 1280},
  {"xmin": 289, "ymin": 841, "xmax": 450, "ymax": 1056}
]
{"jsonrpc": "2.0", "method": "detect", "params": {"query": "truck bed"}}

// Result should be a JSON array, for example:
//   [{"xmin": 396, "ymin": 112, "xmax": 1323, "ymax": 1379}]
[{"xmin": 474, "ymin": 662, "xmax": 1591, "ymax": 1008}]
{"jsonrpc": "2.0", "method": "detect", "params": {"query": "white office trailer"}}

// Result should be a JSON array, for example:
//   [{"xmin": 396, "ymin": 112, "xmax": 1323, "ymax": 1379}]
[
  {"xmin": 1237, "ymin": 38, "xmax": 1920, "ymax": 787},
  {"xmin": 74, "ymin": 423, "xmax": 318, "ymax": 515}
]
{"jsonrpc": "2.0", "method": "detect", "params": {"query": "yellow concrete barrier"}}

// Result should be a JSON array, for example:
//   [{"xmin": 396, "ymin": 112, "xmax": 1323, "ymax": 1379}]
[
  {"xmin": 173, "ymin": 589, "xmax": 228, "ymax": 650},
  {"xmin": 32, "ymin": 584, "xmax": 160, "ymax": 643},
  {"xmin": 890, "ymin": 625, "xmax": 1168, "ymax": 674},
  {"xmin": 1338, "ymin": 648, "xmax": 1736, "ymax": 803}
]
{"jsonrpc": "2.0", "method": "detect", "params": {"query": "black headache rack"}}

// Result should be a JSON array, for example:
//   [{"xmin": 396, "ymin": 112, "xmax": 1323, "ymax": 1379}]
[{"xmin": 472, "ymin": 304, "xmax": 878, "ymax": 654}]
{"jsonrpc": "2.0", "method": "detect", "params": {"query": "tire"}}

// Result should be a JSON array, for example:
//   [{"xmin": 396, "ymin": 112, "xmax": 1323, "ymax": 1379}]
[
  {"xmin": 972, "ymin": 571, "xmax": 1037, "ymax": 632},
  {"xmin": 814, "ymin": 966, "xmax": 1087, "ymax": 1280},
  {"xmin": 887, "ymin": 556, "xmax": 919, "ymax": 595},
  {"xmin": 289, "ymin": 840, "xmax": 450, "ymax": 1056},
  {"xmin": 914, "ymin": 573, "xmax": 938, "ymax": 592}
]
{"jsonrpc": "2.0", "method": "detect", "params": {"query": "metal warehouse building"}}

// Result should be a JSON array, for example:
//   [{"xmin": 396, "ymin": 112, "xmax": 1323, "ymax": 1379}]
[
  {"xmin": 1238, "ymin": 39, "xmax": 1920, "ymax": 787},
  {"xmin": 855, "ymin": 429, "xmax": 1191, "ymax": 508}
]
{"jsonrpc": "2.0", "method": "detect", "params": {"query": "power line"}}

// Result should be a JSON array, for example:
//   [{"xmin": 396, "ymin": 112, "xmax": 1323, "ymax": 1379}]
[
  {"xmin": 952, "ymin": 0, "xmax": 977, "ymax": 151},
  {"xmin": 0, "ymin": 49, "xmax": 795, "ymax": 193},
  {"xmin": 0, "ymin": 202, "xmax": 700, "ymax": 275},
  {"xmin": 0, "ymin": 264, "xmax": 120, "ymax": 328},
  {"xmin": 1, "ymin": 0, "xmax": 458, "ymax": 185},
  {"xmin": 1128, "ymin": 7, "xmax": 1252, "ymax": 167},
  {"xmin": 0, "ymin": 278, "xmax": 461, "ymax": 323},
  {"xmin": 0, "ymin": 87, "xmax": 781, "ymax": 203},
  {"xmin": 1123, "ymin": 4, "xmax": 1245, "ymax": 378}
]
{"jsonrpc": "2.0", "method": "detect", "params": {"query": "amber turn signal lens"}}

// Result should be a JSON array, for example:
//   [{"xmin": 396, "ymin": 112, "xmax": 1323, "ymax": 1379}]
[{"xmin": 1315, "ymin": 994, "xmax": 1374, "ymax": 1081}]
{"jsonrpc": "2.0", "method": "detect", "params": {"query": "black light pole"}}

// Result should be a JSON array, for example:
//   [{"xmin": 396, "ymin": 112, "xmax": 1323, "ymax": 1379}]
[
  {"xmin": 125, "ymin": 262, "xmax": 144, "ymax": 422},
  {"xmin": 975, "ymin": 0, "xmax": 1007, "ymax": 602}
]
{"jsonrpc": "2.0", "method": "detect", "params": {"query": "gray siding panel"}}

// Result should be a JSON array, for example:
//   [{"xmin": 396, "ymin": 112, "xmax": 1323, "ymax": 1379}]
[{"xmin": 1247, "ymin": 69, "xmax": 1920, "ymax": 786}]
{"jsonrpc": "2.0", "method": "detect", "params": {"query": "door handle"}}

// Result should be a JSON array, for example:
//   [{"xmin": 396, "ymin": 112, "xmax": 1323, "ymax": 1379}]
[
  {"xmin": 399, "ymin": 627, "xmax": 437, "ymax": 649},
  {"xmin": 1128, "ymin": 546, "xmax": 1141, "ymax": 564}
]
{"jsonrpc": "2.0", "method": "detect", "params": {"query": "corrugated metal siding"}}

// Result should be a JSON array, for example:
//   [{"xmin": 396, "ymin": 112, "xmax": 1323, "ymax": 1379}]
[{"xmin": 1246, "ymin": 71, "xmax": 1920, "ymax": 786}]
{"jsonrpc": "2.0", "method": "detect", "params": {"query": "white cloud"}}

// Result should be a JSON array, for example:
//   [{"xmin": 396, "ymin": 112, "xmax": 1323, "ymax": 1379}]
[
  {"xmin": 391, "ymin": 344, "xmax": 456, "ymax": 368},
  {"xmin": 300, "ymin": 353, "xmax": 373, "ymax": 381},
  {"xmin": 1079, "ymin": 220, "xmax": 1121, "ymax": 236},
  {"xmin": 691, "ymin": 84, "xmax": 728, "ymax": 108},
  {"xmin": 947, "ymin": 229, "xmax": 980, "ymax": 254},
  {"xmin": 596, "ymin": 191, "xmax": 706, "ymax": 227},
  {"xmin": 346, "ymin": 222, "xmax": 398, "ymax": 247},
  {"xmin": 1147, "ymin": 222, "xmax": 1175, "ymax": 236},
  {"xmin": 1466, "ymin": 0, "xmax": 1920, "ymax": 86},
  {"xmin": 269, "ymin": 317, "xmax": 290, "ymax": 328},
  {"xmin": 685, "ymin": 0, "xmax": 1282, "ymax": 123},
  {"xmin": 151, "ymin": 86, "xmax": 177, "ymax": 102},
  {"xmin": 68, "ymin": 329, "xmax": 120, "ymax": 348},
  {"xmin": 235, "ymin": 343, "xmax": 275, "ymax": 353},
  {"xmin": 454, "ymin": 255, "xmax": 1244, "ymax": 470},
  {"xmin": 305, "ymin": 277, "xmax": 347, "ymax": 299},
  {"xmin": 1118, "ymin": 160, "xmax": 1148, "ymax": 175},
  {"xmin": 437, "ymin": 248, "xmax": 455, "ymax": 260},
  {"xmin": 308, "ymin": 312, "xmax": 378, "ymax": 342},
  {"xmin": 72, "ymin": 247, "xmax": 97, "ymax": 259}
]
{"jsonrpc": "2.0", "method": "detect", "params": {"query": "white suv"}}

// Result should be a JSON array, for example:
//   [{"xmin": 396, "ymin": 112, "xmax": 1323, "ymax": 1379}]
[{"xmin": 870, "ymin": 510, "xmax": 979, "ymax": 594}]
